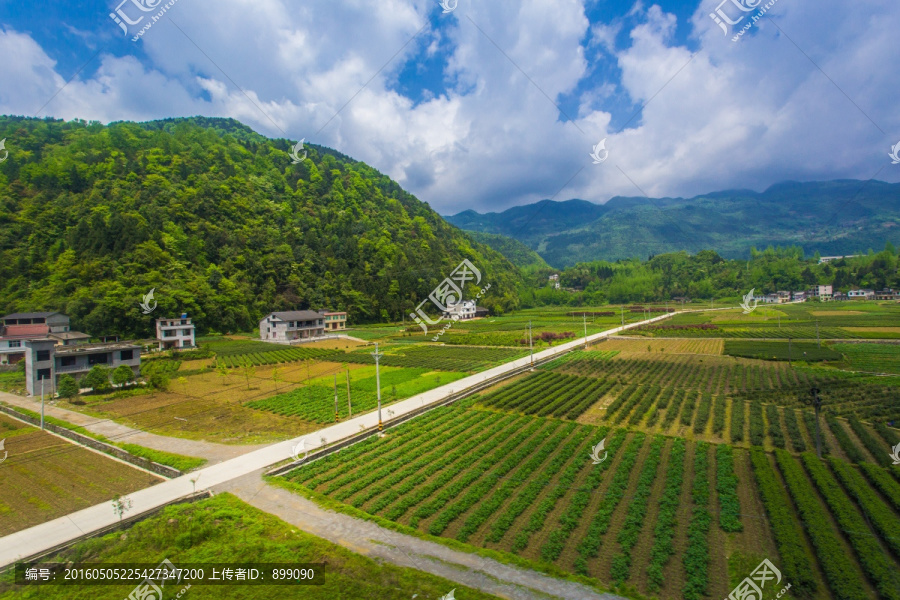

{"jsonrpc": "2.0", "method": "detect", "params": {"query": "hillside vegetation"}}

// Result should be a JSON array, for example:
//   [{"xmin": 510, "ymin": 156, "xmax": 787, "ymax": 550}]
[{"xmin": 0, "ymin": 116, "xmax": 521, "ymax": 337}]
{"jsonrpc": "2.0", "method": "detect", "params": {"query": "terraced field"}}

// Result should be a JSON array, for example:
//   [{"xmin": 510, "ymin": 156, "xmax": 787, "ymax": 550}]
[{"xmin": 281, "ymin": 402, "xmax": 900, "ymax": 599}]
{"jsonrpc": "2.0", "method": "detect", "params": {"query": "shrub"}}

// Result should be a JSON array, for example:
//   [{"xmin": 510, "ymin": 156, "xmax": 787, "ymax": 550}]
[
  {"xmin": 81, "ymin": 365, "xmax": 111, "ymax": 392},
  {"xmin": 56, "ymin": 374, "xmax": 79, "ymax": 398},
  {"xmin": 112, "ymin": 365, "xmax": 135, "ymax": 387},
  {"xmin": 149, "ymin": 373, "xmax": 170, "ymax": 391}
]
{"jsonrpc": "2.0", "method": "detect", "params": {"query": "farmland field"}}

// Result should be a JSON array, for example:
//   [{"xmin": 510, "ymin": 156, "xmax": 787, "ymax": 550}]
[
  {"xmin": 0, "ymin": 413, "xmax": 161, "ymax": 536},
  {"xmin": 723, "ymin": 340, "xmax": 843, "ymax": 361},
  {"xmin": 832, "ymin": 343, "xmax": 900, "ymax": 373},
  {"xmin": 281, "ymin": 401, "xmax": 900, "ymax": 600},
  {"xmin": 597, "ymin": 338, "xmax": 724, "ymax": 355}
]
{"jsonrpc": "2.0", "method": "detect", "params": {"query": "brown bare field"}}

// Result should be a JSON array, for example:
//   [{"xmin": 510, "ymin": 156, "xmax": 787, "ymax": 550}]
[
  {"xmin": 61, "ymin": 363, "xmax": 365, "ymax": 444},
  {"xmin": 0, "ymin": 414, "xmax": 159, "ymax": 535},
  {"xmin": 301, "ymin": 338, "xmax": 368, "ymax": 350},
  {"xmin": 603, "ymin": 338, "xmax": 724, "ymax": 355}
]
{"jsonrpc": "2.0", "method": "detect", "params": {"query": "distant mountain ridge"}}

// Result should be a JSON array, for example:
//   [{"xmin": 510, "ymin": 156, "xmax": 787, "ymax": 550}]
[{"xmin": 445, "ymin": 180, "xmax": 900, "ymax": 268}]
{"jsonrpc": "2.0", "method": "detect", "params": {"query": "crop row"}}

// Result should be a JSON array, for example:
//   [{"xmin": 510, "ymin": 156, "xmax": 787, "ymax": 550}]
[
  {"xmin": 715, "ymin": 445, "xmax": 742, "ymax": 532},
  {"xmin": 609, "ymin": 436, "xmax": 665, "ymax": 583},
  {"xmin": 827, "ymin": 458, "xmax": 900, "ymax": 558},
  {"xmin": 766, "ymin": 404, "xmax": 785, "ymax": 449},
  {"xmin": 480, "ymin": 371, "xmax": 612, "ymax": 420},
  {"xmin": 682, "ymin": 442, "xmax": 710, "ymax": 600},
  {"xmin": 748, "ymin": 448, "xmax": 817, "ymax": 596},
  {"xmin": 661, "ymin": 389, "xmax": 688, "ymax": 429},
  {"xmin": 775, "ymin": 451, "xmax": 868, "ymax": 600},
  {"xmin": 858, "ymin": 462, "xmax": 900, "ymax": 513},
  {"xmin": 749, "ymin": 402, "xmax": 764, "ymax": 446},
  {"xmin": 825, "ymin": 415, "xmax": 866, "ymax": 463},
  {"xmin": 800, "ymin": 453, "xmax": 899, "ymax": 600},
  {"xmin": 846, "ymin": 416, "xmax": 891, "ymax": 467},
  {"xmin": 645, "ymin": 438, "xmax": 686, "ymax": 591},
  {"xmin": 730, "ymin": 400, "xmax": 745, "ymax": 442},
  {"xmin": 571, "ymin": 433, "xmax": 646, "ymax": 573},
  {"xmin": 217, "ymin": 347, "xmax": 337, "ymax": 367},
  {"xmin": 712, "ymin": 395, "xmax": 726, "ymax": 435},
  {"xmin": 644, "ymin": 387, "xmax": 674, "ymax": 427},
  {"xmin": 511, "ymin": 428, "xmax": 618, "ymax": 553},
  {"xmin": 783, "ymin": 408, "xmax": 806, "ymax": 452}
]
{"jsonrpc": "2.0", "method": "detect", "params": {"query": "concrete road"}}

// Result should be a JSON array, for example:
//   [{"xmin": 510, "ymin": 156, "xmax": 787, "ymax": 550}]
[{"xmin": 0, "ymin": 312, "xmax": 676, "ymax": 572}]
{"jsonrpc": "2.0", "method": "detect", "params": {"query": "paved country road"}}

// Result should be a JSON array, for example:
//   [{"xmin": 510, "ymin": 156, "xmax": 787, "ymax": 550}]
[{"xmin": 0, "ymin": 311, "xmax": 683, "ymax": 594}]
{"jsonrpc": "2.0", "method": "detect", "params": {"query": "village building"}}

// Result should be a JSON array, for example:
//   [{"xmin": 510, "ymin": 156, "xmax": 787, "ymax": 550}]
[
  {"xmin": 259, "ymin": 310, "xmax": 326, "ymax": 342},
  {"xmin": 318, "ymin": 310, "xmax": 348, "ymax": 332},
  {"xmin": 23, "ymin": 339, "xmax": 141, "ymax": 396},
  {"xmin": 156, "ymin": 315, "xmax": 196, "ymax": 350}
]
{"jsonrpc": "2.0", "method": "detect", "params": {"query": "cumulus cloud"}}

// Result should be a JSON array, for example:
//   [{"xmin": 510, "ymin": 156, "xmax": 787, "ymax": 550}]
[{"xmin": 0, "ymin": 0, "xmax": 897, "ymax": 215}]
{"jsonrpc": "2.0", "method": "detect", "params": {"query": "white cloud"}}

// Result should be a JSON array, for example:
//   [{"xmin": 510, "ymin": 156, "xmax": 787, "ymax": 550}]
[{"xmin": 0, "ymin": 0, "xmax": 897, "ymax": 215}]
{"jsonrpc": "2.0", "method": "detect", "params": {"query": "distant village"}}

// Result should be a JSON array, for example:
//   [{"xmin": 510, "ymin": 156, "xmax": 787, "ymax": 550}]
[{"xmin": 0, "ymin": 309, "xmax": 347, "ymax": 397}]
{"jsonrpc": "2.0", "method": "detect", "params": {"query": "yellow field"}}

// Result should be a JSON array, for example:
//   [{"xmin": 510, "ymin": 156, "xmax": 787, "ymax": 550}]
[
  {"xmin": 0, "ymin": 414, "xmax": 159, "ymax": 535},
  {"xmin": 844, "ymin": 326, "xmax": 900, "ymax": 333},
  {"xmin": 600, "ymin": 338, "xmax": 724, "ymax": 355},
  {"xmin": 811, "ymin": 310, "xmax": 865, "ymax": 316}
]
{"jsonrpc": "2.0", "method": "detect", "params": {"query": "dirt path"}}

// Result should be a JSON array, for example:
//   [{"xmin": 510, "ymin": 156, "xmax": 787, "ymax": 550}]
[
  {"xmin": 0, "ymin": 392, "xmax": 266, "ymax": 464},
  {"xmin": 215, "ymin": 470, "xmax": 628, "ymax": 600}
]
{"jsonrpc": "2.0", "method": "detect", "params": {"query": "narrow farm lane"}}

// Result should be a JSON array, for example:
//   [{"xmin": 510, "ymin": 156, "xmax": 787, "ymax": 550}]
[{"xmin": 214, "ymin": 470, "xmax": 627, "ymax": 600}]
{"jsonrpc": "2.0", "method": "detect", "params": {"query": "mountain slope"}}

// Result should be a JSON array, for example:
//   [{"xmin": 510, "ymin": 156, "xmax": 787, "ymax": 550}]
[
  {"xmin": 445, "ymin": 181, "xmax": 900, "ymax": 267},
  {"xmin": 464, "ymin": 231, "xmax": 549, "ymax": 270},
  {"xmin": 0, "ymin": 116, "xmax": 521, "ymax": 336}
]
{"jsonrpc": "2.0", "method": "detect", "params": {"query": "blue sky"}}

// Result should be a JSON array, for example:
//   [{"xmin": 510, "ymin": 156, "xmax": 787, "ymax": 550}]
[{"xmin": 0, "ymin": 0, "xmax": 897, "ymax": 214}]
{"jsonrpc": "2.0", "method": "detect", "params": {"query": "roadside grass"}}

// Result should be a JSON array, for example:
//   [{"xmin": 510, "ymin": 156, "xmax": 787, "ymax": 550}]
[{"xmin": 0, "ymin": 493, "xmax": 502, "ymax": 600}]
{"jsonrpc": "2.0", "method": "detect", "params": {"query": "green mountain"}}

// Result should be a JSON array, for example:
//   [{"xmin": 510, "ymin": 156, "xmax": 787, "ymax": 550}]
[
  {"xmin": 464, "ymin": 231, "xmax": 549, "ymax": 270},
  {"xmin": 0, "ymin": 116, "xmax": 521, "ymax": 337},
  {"xmin": 446, "ymin": 181, "xmax": 900, "ymax": 268}
]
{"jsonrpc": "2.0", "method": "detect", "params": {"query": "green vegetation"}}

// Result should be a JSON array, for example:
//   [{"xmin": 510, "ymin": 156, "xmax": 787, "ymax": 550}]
[
  {"xmin": 56, "ymin": 374, "xmax": 79, "ymax": 398},
  {"xmin": 724, "ymin": 340, "xmax": 842, "ymax": 361},
  {"xmin": 478, "ymin": 371, "xmax": 613, "ymax": 420},
  {"xmin": 682, "ymin": 442, "xmax": 710, "ymax": 600},
  {"xmin": 715, "ymin": 445, "xmax": 742, "ymax": 532},
  {"xmin": 0, "ymin": 493, "xmax": 499, "ymax": 600},
  {"xmin": 832, "ymin": 343, "xmax": 900, "ymax": 373},
  {"xmin": 0, "ymin": 116, "xmax": 520, "ymax": 337},
  {"xmin": 646, "ymin": 439, "xmax": 685, "ymax": 591},
  {"xmin": 117, "ymin": 444, "xmax": 207, "ymax": 472}
]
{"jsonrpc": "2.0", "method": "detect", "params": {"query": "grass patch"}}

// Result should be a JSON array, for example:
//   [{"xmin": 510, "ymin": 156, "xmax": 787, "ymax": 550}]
[
  {"xmin": 118, "ymin": 444, "xmax": 207, "ymax": 472},
  {"xmin": 724, "ymin": 340, "xmax": 842, "ymax": 362}
]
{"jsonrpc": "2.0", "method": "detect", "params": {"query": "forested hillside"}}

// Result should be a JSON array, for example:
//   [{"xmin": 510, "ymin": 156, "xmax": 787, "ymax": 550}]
[
  {"xmin": 0, "ymin": 116, "xmax": 521, "ymax": 337},
  {"xmin": 447, "ymin": 182, "xmax": 900, "ymax": 267},
  {"xmin": 465, "ymin": 231, "xmax": 549, "ymax": 270}
]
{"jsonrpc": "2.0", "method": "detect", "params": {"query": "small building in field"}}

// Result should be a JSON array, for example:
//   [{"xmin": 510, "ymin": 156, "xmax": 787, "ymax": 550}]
[
  {"xmin": 318, "ymin": 310, "xmax": 348, "ymax": 332},
  {"xmin": 23, "ymin": 339, "xmax": 141, "ymax": 396},
  {"xmin": 875, "ymin": 289, "xmax": 898, "ymax": 301},
  {"xmin": 0, "ymin": 312, "xmax": 88, "ymax": 364},
  {"xmin": 548, "ymin": 274, "xmax": 560, "ymax": 289},
  {"xmin": 49, "ymin": 331, "xmax": 92, "ymax": 346},
  {"xmin": 818, "ymin": 255, "xmax": 859, "ymax": 264},
  {"xmin": 832, "ymin": 292, "xmax": 848, "ymax": 301},
  {"xmin": 259, "ymin": 311, "xmax": 325, "ymax": 342},
  {"xmin": 156, "ymin": 315, "xmax": 196, "ymax": 350},
  {"xmin": 2, "ymin": 312, "xmax": 71, "ymax": 333},
  {"xmin": 807, "ymin": 285, "xmax": 833, "ymax": 300}
]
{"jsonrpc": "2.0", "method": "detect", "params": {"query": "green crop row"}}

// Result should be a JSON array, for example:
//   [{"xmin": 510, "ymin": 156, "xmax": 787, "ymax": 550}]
[
  {"xmin": 712, "ymin": 395, "xmax": 727, "ymax": 435},
  {"xmin": 847, "ymin": 416, "xmax": 891, "ymax": 467},
  {"xmin": 486, "ymin": 426, "xmax": 592, "ymax": 544},
  {"xmin": 783, "ymin": 408, "xmax": 807, "ymax": 452},
  {"xmin": 800, "ymin": 453, "xmax": 899, "ymax": 600},
  {"xmin": 610, "ymin": 436, "xmax": 665, "ymax": 582},
  {"xmin": 646, "ymin": 439, "xmax": 686, "ymax": 591},
  {"xmin": 766, "ymin": 404, "xmax": 785, "ymax": 449},
  {"xmin": 775, "ymin": 450, "xmax": 868, "ymax": 600},
  {"xmin": 748, "ymin": 447, "xmax": 817, "ymax": 596},
  {"xmin": 680, "ymin": 391, "xmax": 698, "ymax": 427},
  {"xmin": 693, "ymin": 393, "xmax": 712, "ymax": 434},
  {"xmin": 571, "ymin": 433, "xmax": 646, "ymax": 573},
  {"xmin": 802, "ymin": 411, "xmax": 830, "ymax": 455},
  {"xmin": 715, "ymin": 445, "xmax": 742, "ymax": 532},
  {"xmin": 825, "ymin": 415, "xmax": 866, "ymax": 463},
  {"xmin": 613, "ymin": 385, "xmax": 660, "ymax": 425},
  {"xmin": 827, "ymin": 458, "xmax": 900, "ymax": 558},
  {"xmin": 662, "ymin": 389, "xmax": 687, "ymax": 429},
  {"xmin": 682, "ymin": 442, "xmax": 710, "ymax": 600},
  {"xmin": 731, "ymin": 400, "xmax": 745, "ymax": 442},
  {"xmin": 644, "ymin": 387, "xmax": 674, "ymax": 427},
  {"xmin": 511, "ymin": 428, "xmax": 616, "ymax": 553},
  {"xmin": 749, "ymin": 402, "xmax": 764, "ymax": 446},
  {"xmin": 858, "ymin": 462, "xmax": 900, "ymax": 513},
  {"xmin": 628, "ymin": 385, "xmax": 665, "ymax": 426}
]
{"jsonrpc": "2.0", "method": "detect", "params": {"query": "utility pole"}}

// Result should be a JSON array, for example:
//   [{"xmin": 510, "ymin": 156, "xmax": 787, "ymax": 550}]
[
  {"xmin": 346, "ymin": 368, "xmax": 352, "ymax": 417},
  {"xmin": 806, "ymin": 387, "xmax": 823, "ymax": 458},
  {"xmin": 583, "ymin": 313, "xmax": 587, "ymax": 349},
  {"xmin": 621, "ymin": 306, "xmax": 624, "ymax": 329},
  {"xmin": 371, "ymin": 342, "xmax": 384, "ymax": 433},
  {"xmin": 528, "ymin": 320, "xmax": 534, "ymax": 370},
  {"xmin": 816, "ymin": 320, "xmax": 821, "ymax": 349},
  {"xmin": 333, "ymin": 374, "xmax": 339, "ymax": 422},
  {"xmin": 40, "ymin": 376, "xmax": 45, "ymax": 431},
  {"xmin": 788, "ymin": 337, "xmax": 792, "ymax": 366}
]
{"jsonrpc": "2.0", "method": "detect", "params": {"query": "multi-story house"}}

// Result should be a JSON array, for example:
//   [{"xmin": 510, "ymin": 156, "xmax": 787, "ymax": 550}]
[
  {"xmin": 318, "ymin": 310, "xmax": 347, "ymax": 332},
  {"xmin": 443, "ymin": 300, "xmax": 477, "ymax": 320},
  {"xmin": 259, "ymin": 311, "xmax": 325, "ymax": 342},
  {"xmin": 875, "ymin": 289, "xmax": 898, "ymax": 301},
  {"xmin": 807, "ymin": 285, "xmax": 833, "ymax": 300},
  {"xmin": 156, "ymin": 315, "xmax": 196, "ymax": 350},
  {"xmin": 0, "ymin": 312, "xmax": 79, "ymax": 365},
  {"xmin": 23, "ymin": 339, "xmax": 141, "ymax": 396},
  {"xmin": 848, "ymin": 289, "xmax": 875, "ymax": 300}
]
